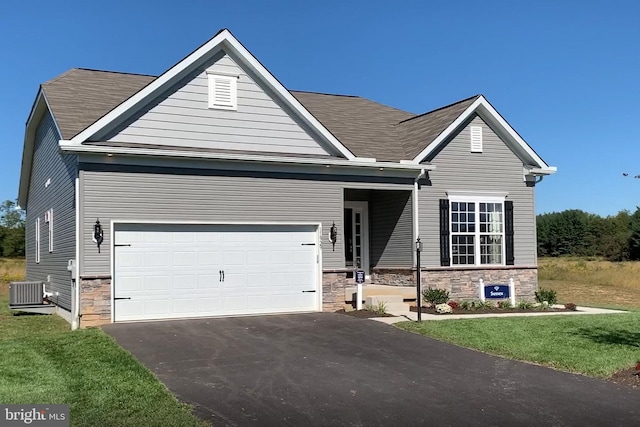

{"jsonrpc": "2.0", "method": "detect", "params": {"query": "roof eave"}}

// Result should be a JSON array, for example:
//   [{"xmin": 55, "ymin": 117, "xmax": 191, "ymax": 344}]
[{"xmin": 59, "ymin": 141, "xmax": 432, "ymax": 173}]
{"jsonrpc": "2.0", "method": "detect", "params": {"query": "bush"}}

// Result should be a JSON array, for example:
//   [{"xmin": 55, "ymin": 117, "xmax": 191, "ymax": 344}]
[
  {"xmin": 447, "ymin": 300, "xmax": 459, "ymax": 310},
  {"xmin": 534, "ymin": 288, "xmax": 558, "ymax": 306},
  {"xmin": 476, "ymin": 300, "xmax": 494, "ymax": 309},
  {"xmin": 497, "ymin": 300, "xmax": 512, "ymax": 309},
  {"xmin": 460, "ymin": 300, "xmax": 473, "ymax": 310},
  {"xmin": 364, "ymin": 301, "xmax": 387, "ymax": 315},
  {"xmin": 422, "ymin": 287, "xmax": 450, "ymax": 305},
  {"xmin": 517, "ymin": 300, "xmax": 533, "ymax": 309},
  {"xmin": 565, "ymin": 302, "xmax": 578, "ymax": 311},
  {"xmin": 435, "ymin": 303, "xmax": 452, "ymax": 314}
]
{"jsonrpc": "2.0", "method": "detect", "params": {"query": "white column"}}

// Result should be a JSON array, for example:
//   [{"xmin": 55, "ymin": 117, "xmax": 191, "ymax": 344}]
[
  {"xmin": 479, "ymin": 278, "xmax": 485, "ymax": 302},
  {"xmin": 509, "ymin": 278, "xmax": 516, "ymax": 307}
]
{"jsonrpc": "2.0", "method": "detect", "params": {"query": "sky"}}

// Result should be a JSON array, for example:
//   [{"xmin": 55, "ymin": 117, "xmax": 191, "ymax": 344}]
[{"xmin": 1, "ymin": 1, "xmax": 639, "ymax": 216}]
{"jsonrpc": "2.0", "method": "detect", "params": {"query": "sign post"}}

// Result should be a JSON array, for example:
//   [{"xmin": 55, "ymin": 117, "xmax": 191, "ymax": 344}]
[{"xmin": 355, "ymin": 270, "xmax": 365, "ymax": 310}]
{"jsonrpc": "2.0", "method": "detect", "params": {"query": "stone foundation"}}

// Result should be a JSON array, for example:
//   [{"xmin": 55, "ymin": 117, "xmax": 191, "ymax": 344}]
[
  {"xmin": 80, "ymin": 275, "xmax": 112, "ymax": 327},
  {"xmin": 423, "ymin": 267, "xmax": 538, "ymax": 302},
  {"xmin": 322, "ymin": 271, "xmax": 350, "ymax": 311},
  {"xmin": 371, "ymin": 268, "xmax": 416, "ymax": 286}
]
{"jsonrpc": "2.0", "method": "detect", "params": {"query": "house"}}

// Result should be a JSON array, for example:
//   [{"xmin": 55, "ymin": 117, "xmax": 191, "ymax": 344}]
[{"xmin": 18, "ymin": 29, "xmax": 555, "ymax": 328}]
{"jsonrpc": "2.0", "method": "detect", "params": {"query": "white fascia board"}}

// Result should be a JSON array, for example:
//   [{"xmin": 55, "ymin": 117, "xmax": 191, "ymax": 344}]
[
  {"xmin": 411, "ymin": 96, "xmax": 484, "ymax": 164},
  {"xmin": 67, "ymin": 31, "xmax": 230, "ymax": 145},
  {"xmin": 59, "ymin": 140, "xmax": 431, "ymax": 172},
  {"xmin": 446, "ymin": 190, "xmax": 508, "ymax": 202},
  {"xmin": 67, "ymin": 30, "xmax": 356, "ymax": 160},
  {"xmin": 221, "ymin": 35, "xmax": 356, "ymax": 160},
  {"xmin": 526, "ymin": 166, "xmax": 557, "ymax": 175},
  {"xmin": 411, "ymin": 96, "xmax": 552, "ymax": 170},
  {"xmin": 19, "ymin": 91, "xmax": 63, "ymax": 207}
]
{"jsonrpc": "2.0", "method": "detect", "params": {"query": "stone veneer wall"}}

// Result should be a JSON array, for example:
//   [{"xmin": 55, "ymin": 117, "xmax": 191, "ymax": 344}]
[
  {"xmin": 322, "ymin": 271, "xmax": 350, "ymax": 311},
  {"xmin": 80, "ymin": 275, "xmax": 111, "ymax": 327},
  {"xmin": 423, "ymin": 267, "xmax": 538, "ymax": 301},
  {"xmin": 370, "ymin": 267, "xmax": 539, "ymax": 301},
  {"xmin": 371, "ymin": 268, "xmax": 416, "ymax": 286}
]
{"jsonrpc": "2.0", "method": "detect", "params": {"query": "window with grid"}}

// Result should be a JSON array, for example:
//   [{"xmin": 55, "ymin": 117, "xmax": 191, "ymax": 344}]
[{"xmin": 450, "ymin": 200, "xmax": 504, "ymax": 266}]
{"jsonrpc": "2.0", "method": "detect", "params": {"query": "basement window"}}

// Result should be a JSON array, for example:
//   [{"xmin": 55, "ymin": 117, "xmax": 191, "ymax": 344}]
[{"xmin": 207, "ymin": 73, "xmax": 238, "ymax": 110}]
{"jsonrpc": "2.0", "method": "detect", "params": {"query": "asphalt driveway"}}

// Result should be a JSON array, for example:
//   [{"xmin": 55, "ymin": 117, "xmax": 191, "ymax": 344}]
[{"xmin": 104, "ymin": 313, "xmax": 639, "ymax": 426}]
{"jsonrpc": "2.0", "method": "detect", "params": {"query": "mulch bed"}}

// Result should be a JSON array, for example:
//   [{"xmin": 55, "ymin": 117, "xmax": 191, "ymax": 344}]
[
  {"xmin": 335, "ymin": 309, "xmax": 396, "ymax": 318},
  {"xmin": 609, "ymin": 367, "xmax": 640, "ymax": 390},
  {"xmin": 410, "ymin": 306, "xmax": 575, "ymax": 315}
]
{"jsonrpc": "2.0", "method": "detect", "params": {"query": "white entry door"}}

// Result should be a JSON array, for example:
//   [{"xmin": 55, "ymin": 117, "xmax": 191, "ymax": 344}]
[
  {"xmin": 344, "ymin": 201, "xmax": 369, "ymax": 272},
  {"xmin": 113, "ymin": 224, "xmax": 319, "ymax": 322}
]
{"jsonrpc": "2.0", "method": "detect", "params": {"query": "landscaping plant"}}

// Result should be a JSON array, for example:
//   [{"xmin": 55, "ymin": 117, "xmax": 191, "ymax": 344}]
[
  {"xmin": 497, "ymin": 300, "xmax": 512, "ymax": 309},
  {"xmin": 517, "ymin": 300, "xmax": 533, "ymax": 309},
  {"xmin": 535, "ymin": 288, "xmax": 558, "ymax": 306},
  {"xmin": 422, "ymin": 287, "xmax": 450, "ymax": 306},
  {"xmin": 564, "ymin": 303, "xmax": 578, "ymax": 311},
  {"xmin": 435, "ymin": 303, "xmax": 453, "ymax": 314},
  {"xmin": 364, "ymin": 301, "xmax": 388, "ymax": 316},
  {"xmin": 447, "ymin": 300, "xmax": 459, "ymax": 309}
]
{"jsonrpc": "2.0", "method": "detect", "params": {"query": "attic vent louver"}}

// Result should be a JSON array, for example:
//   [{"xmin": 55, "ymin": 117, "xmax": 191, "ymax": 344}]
[
  {"xmin": 470, "ymin": 125, "xmax": 483, "ymax": 152},
  {"xmin": 208, "ymin": 74, "xmax": 237, "ymax": 110}
]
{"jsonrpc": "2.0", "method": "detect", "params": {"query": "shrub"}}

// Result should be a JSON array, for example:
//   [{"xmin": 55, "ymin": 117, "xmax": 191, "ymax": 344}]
[
  {"xmin": 447, "ymin": 300, "xmax": 459, "ymax": 310},
  {"xmin": 476, "ymin": 300, "xmax": 494, "ymax": 309},
  {"xmin": 565, "ymin": 302, "xmax": 578, "ymax": 311},
  {"xmin": 435, "ymin": 303, "xmax": 452, "ymax": 314},
  {"xmin": 460, "ymin": 300, "xmax": 473, "ymax": 310},
  {"xmin": 497, "ymin": 300, "xmax": 512, "ymax": 309},
  {"xmin": 534, "ymin": 288, "xmax": 558, "ymax": 306},
  {"xmin": 364, "ymin": 301, "xmax": 387, "ymax": 315},
  {"xmin": 422, "ymin": 287, "xmax": 450, "ymax": 305},
  {"xmin": 517, "ymin": 300, "xmax": 533, "ymax": 309}
]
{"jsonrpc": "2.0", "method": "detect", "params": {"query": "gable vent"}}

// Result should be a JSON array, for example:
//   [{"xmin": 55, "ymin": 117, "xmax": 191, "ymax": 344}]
[
  {"xmin": 208, "ymin": 74, "xmax": 237, "ymax": 110},
  {"xmin": 470, "ymin": 125, "xmax": 483, "ymax": 152}
]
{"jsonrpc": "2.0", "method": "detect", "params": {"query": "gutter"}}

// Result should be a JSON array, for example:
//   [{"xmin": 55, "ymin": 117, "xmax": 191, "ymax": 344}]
[{"xmin": 58, "ymin": 141, "xmax": 435, "ymax": 173}]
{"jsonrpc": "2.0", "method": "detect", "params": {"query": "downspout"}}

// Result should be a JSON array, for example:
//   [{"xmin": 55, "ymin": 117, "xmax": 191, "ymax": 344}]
[
  {"xmin": 413, "ymin": 169, "xmax": 426, "ymax": 263},
  {"xmin": 72, "ymin": 176, "xmax": 80, "ymax": 330},
  {"xmin": 535, "ymin": 176, "xmax": 544, "ymax": 184}
]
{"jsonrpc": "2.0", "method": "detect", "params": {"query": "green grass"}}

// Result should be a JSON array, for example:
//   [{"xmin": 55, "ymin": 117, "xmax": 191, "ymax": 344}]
[
  {"xmin": 397, "ymin": 313, "xmax": 640, "ymax": 377},
  {"xmin": 0, "ymin": 286, "xmax": 207, "ymax": 427}
]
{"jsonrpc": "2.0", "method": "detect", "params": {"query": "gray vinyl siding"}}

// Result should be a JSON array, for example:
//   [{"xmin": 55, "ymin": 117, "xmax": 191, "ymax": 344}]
[
  {"xmin": 102, "ymin": 52, "xmax": 334, "ymax": 157},
  {"xmin": 370, "ymin": 191, "xmax": 413, "ymax": 268},
  {"xmin": 420, "ymin": 115, "xmax": 536, "ymax": 266},
  {"xmin": 80, "ymin": 168, "xmax": 413, "ymax": 275},
  {"xmin": 25, "ymin": 110, "xmax": 76, "ymax": 310}
]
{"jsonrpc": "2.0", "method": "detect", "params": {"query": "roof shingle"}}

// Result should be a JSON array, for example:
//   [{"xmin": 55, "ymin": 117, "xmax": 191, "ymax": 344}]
[{"xmin": 40, "ymin": 68, "xmax": 477, "ymax": 161}]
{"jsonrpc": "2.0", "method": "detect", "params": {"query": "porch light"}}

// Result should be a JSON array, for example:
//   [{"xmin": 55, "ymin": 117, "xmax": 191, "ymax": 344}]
[
  {"xmin": 329, "ymin": 222, "xmax": 338, "ymax": 251},
  {"xmin": 93, "ymin": 219, "xmax": 104, "ymax": 253}
]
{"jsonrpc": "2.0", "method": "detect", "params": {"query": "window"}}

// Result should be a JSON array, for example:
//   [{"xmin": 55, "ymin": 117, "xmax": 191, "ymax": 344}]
[
  {"xmin": 207, "ymin": 73, "xmax": 237, "ymax": 110},
  {"xmin": 35, "ymin": 218, "xmax": 40, "ymax": 263},
  {"xmin": 45, "ymin": 209, "xmax": 53, "ymax": 253}
]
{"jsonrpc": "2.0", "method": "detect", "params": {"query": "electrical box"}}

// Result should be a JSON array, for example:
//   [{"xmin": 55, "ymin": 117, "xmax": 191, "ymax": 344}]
[{"xmin": 67, "ymin": 259, "xmax": 76, "ymax": 280}]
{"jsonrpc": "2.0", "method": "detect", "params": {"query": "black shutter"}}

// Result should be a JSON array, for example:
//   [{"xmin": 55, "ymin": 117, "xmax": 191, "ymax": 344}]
[
  {"xmin": 439, "ymin": 199, "xmax": 450, "ymax": 266},
  {"xmin": 505, "ymin": 200, "xmax": 514, "ymax": 265}
]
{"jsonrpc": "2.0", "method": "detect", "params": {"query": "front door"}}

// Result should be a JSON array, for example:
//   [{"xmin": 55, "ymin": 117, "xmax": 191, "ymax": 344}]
[{"xmin": 344, "ymin": 201, "xmax": 369, "ymax": 272}]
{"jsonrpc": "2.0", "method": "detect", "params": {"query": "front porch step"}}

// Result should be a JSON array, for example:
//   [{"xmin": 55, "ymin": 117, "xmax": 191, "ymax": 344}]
[
  {"xmin": 345, "ymin": 284, "xmax": 416, "ymax": 302},
  {"xmin": 365, "ymin": 295, "xmax": 410, "ymax": 312}
]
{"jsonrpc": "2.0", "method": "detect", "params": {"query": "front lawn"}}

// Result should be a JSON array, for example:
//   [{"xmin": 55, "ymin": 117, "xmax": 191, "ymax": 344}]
[
  {"xmin": 0, "ymin": 284, "xmax": 207, "ymax": 426},
  {"xmin": 397, "ymin": 313, "xmax": 640, "ymax": 378}
]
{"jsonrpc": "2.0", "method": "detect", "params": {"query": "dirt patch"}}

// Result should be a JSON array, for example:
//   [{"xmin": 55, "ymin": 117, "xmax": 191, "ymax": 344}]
[
  {"xmin": 410, "ymin": 306, "xmax": 575, "ymax": 315},
  {"xmin": 609, "ymin": 366, "xmax": 640, "ymax": 390},
  {"xmin": 335, "ymin": 309, "xmax": 396, "ymax": 318}
]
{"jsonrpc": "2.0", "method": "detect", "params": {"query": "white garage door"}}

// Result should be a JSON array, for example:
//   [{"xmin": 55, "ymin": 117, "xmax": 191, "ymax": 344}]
[{"xmin": 113, "ymin": 224, "xmax": 319, "ymax": 321}]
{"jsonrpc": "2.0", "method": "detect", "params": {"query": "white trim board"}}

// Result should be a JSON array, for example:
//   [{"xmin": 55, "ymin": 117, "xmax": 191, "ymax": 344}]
[
  {"xmin": 66, "ymin": 29, "xmax": 356, "ymax": 160},
  {"xmin": 411, "ymin": 95, "xmax": 556, "ymax": 174}
]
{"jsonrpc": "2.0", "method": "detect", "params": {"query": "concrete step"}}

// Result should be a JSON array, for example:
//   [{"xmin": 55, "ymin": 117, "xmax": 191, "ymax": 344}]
[{"xmin": 365, "ymin": 295, "xmax": 410, "ymax": 312}]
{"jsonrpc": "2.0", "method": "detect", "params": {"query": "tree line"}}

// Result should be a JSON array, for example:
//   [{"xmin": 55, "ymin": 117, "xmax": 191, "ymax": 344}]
[
  {"xmin": 0, "ymin": 200, "xmax": 25, "ymax": 257},
  {"xmin": 537, "ymin": 208, "xmax": 640, "ymax": 261}
]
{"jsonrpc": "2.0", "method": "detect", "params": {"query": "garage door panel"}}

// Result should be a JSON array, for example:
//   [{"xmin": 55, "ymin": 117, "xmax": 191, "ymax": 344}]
[{"xmin": 114, "ymin": 224, "xmax": 318, "ymax": 322}]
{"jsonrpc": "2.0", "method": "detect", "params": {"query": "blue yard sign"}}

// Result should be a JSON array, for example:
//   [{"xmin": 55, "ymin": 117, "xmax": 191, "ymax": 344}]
[
  {"xmin": 355, "ymin": 270, "xmax": 365, "ymax": 284},
  {"xmin": 484, "ymin": 284, "xmax": 510, "ymax": 299}
]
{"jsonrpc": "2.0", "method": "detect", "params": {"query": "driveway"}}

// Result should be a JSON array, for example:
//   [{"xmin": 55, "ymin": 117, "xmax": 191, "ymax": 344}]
[{"xmin": 104, "ymin": 313, "xmax": 639, "ymax": 426}]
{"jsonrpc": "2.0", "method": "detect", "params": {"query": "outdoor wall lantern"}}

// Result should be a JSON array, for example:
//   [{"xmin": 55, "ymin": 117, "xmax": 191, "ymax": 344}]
[
  {"xmin": 93, "ymin": 219, "xmax": 104, "ymax": 253},
  {"xmin": 329, "ymin": 222, "xmax": 338, "ymax": 251}
]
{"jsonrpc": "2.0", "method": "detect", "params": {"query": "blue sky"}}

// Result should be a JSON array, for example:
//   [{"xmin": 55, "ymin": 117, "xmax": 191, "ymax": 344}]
[{"xmin": 1, "ymin": 1, "xmax": 638, "ymax": 216}]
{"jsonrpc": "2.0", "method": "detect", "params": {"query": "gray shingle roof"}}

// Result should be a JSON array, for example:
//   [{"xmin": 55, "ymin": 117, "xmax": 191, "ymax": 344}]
[{"xmin": 40, "ymin": 68, "xmax": 478, "ymax": 161}]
